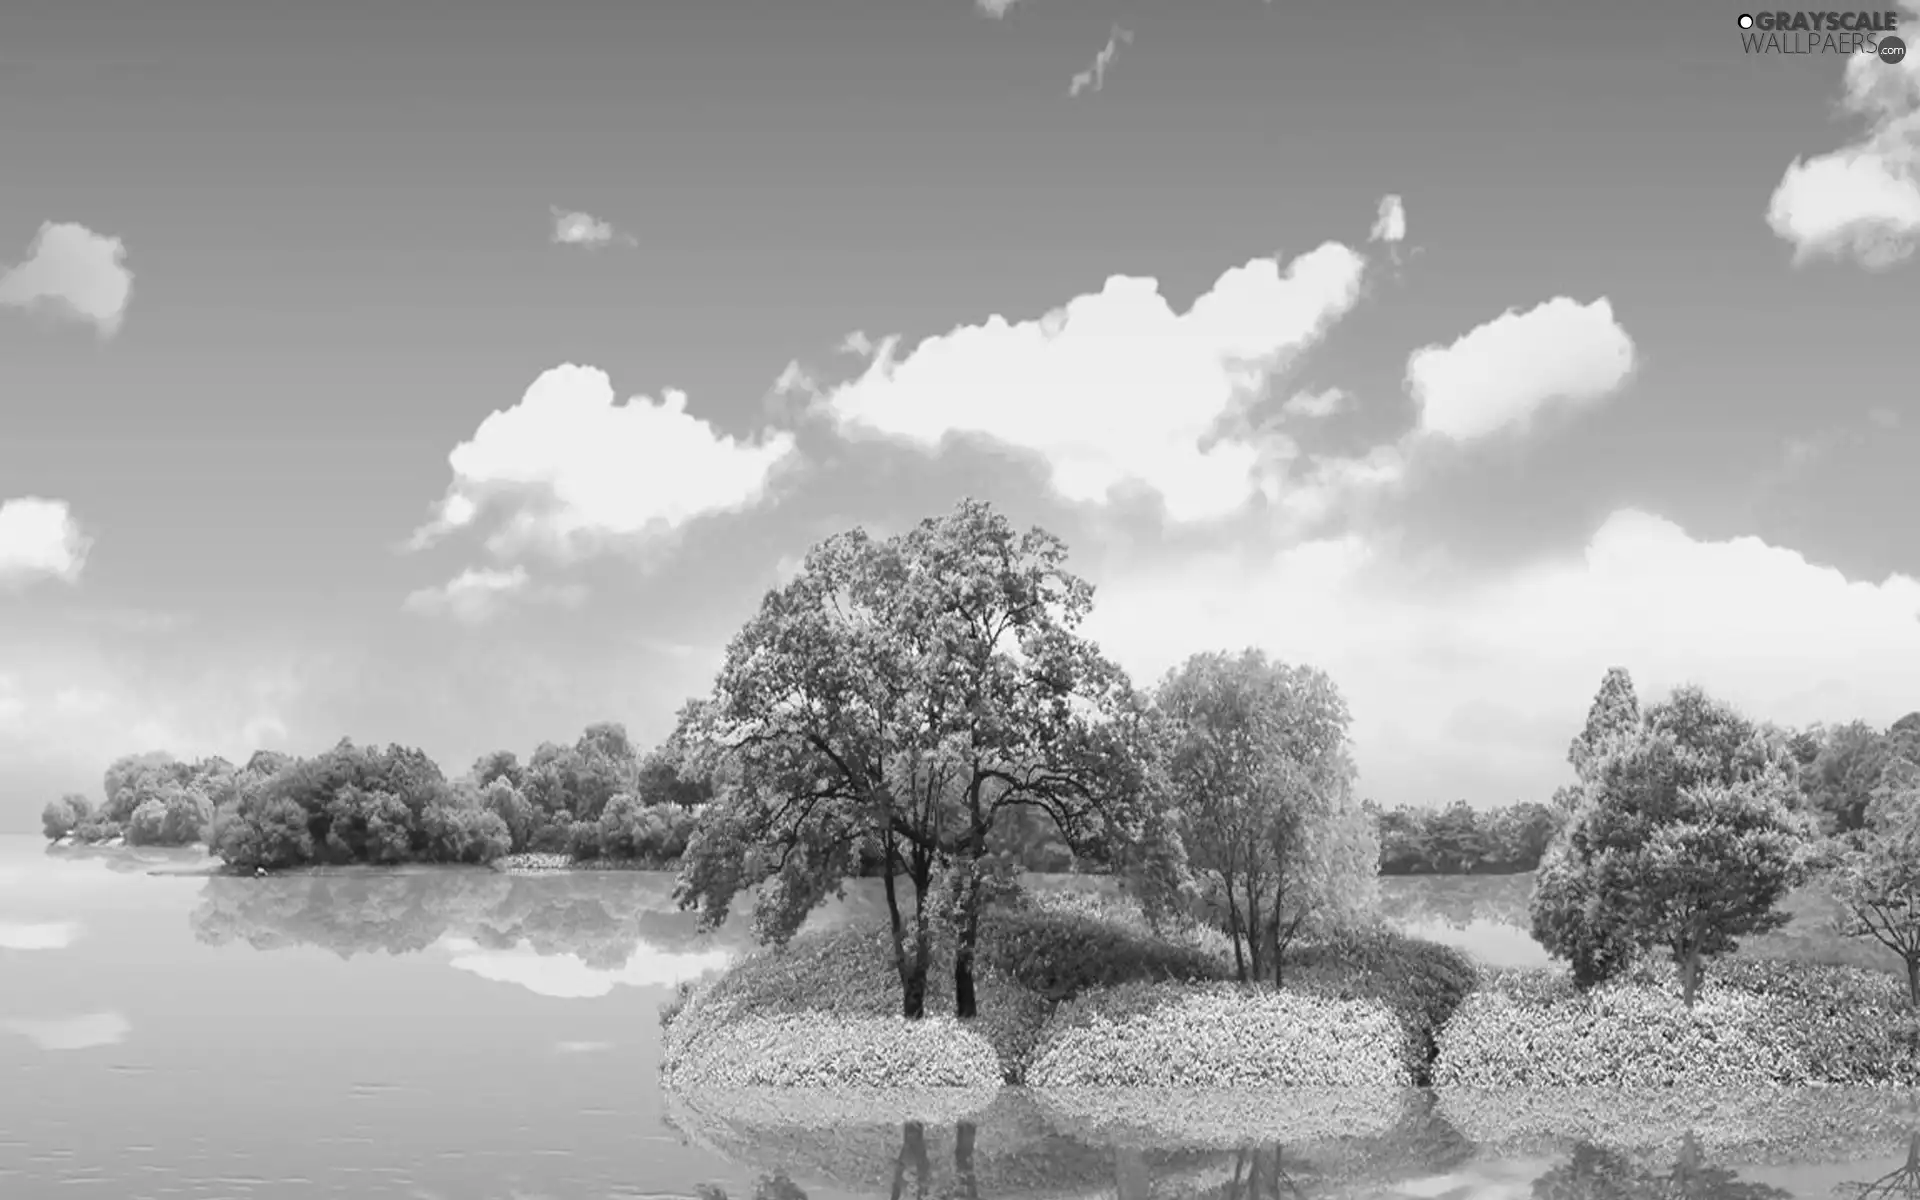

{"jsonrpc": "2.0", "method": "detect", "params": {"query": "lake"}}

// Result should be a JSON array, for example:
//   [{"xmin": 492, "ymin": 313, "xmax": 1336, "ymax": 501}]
[{"xmin": 5, "ymin": 833, "xmax": 1918, "ymax": 1200}]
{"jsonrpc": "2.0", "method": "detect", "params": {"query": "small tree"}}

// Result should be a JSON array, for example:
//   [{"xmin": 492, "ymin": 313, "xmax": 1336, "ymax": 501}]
[
  {"xmin": 1146, "ymin": 650, "xmax": 1377, "ymax": 985},
  {"xmin": 1831, "ymin": 777, "xmax": 1920, "ymax": 1007},
  {"xmin": 41, "ymin": 793, "xmax": 93, "ymax": 840},
  {"xmin": 1532, "ymin": 684, "xmax": 1813, "ymax": 1005}
]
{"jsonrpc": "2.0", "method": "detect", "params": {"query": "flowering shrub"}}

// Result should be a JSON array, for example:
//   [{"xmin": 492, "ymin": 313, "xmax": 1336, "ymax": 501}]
[
  {"xmin": 1434, "ymin": 958, "xmax": 1920, "ymax": 1086},
  {"xmin": 664, "ymin": 1011, "xmax": 1002, "ymax": 1088},
  {"xmin": 1025, "ymin": 981, "xmax": 1411, "ymax": 1088},
  {"xmin": 1286, "ymin": 925, "xmax": 1479, "ymax": 1083},
  {"xmin": 661, "ymin": 923, "xmax": 1047, "ymax": 1087}
]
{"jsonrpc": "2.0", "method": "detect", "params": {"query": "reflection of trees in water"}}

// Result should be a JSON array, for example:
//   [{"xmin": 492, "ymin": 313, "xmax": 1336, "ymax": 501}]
[
  {"xmin": 671, "ymin": 1090, "xmax": 1485, "ymax": 1200},
  {"xmin": 1838, "ymin": 1133, "xmax": 1920, "ymax": 1199},
  {"xmin": 188, "ymin": 869, "xmax": 741, "ymax": 965},
  {"xmin": 1530, "ymin": 1136, "xmax": 1790, "ymax": 1200},
  {"xmin": 1375, "ymin": 874, "xmax": 1536, "ymax": 931}
]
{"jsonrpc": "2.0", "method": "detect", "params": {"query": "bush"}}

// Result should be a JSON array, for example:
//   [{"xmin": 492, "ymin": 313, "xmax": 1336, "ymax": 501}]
[
  {"xmin": 41, "ymin": 794, "xmax": 93, "ymax": 840},
  {"xmin": 565, "ymin": 819, "xmax": 603, "ymax": 860},
  {"xmin": 1434, "ymin": 958, "xmax": 1920, "ymax": 1086},
  {"xmin": 662, "ymin": 924, "xmax": 1029, "ymax": 1087},
  {"xmin": 1285, "ymin": 924, "xmax": 1480, "ymax": 1084},
  {"xmin": 1025, "ymin": 981, "xmax": 1411, "ymax": 1088},
  {"xmin": 978, "ymin": 890, "xmax": 1232, "ymax": 1003},
  {"xmin": 664, "ymin": 1011, "xmax": 1002, "ymax": 1088}
]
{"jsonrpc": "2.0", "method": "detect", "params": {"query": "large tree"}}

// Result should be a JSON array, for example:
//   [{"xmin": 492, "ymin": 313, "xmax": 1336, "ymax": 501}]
[
  {"xmin": 1144, "ymin": 650, "xmax": 1377, "ymax": 985},
  {"xmin": 673, "ymin": 498, "xmax": 1153, "ymax": 1019}
]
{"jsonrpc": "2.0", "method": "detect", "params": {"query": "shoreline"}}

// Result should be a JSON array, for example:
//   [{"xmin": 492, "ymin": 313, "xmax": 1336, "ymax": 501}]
[{"xmin": 39, "ymin": 837, "xmax": 681, "ymax": 877}]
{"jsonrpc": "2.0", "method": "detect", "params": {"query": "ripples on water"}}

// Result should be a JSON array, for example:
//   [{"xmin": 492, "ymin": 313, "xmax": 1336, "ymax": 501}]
[{"xmin": 2, "ymin": 835, "xmax": 1918, "ymax": 1199}]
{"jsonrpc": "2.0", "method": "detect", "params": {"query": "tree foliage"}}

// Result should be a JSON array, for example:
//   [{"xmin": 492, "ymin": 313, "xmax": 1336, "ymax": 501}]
[
  {"xmin": 673, "ymin": 498, "xmax": 1155, "ymax": 1019},
  {"xmin": 1531, "ymin": 684, "xmax": 1814, "ymax": 1004},
  {"xmin": 1567, "ymin": 666, "xmax": 1641, "ymax": 782},
  {"xmin": 1140, "ymin": 649, "xmax": 1377, "ymax": 984},
  {"xmin": 1830, "ymin": 777, "xmax": 1920, "ymax": 1007}
]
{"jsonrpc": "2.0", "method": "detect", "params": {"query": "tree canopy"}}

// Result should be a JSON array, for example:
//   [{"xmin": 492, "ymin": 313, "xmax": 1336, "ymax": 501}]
[{"xmin": 673, "ymin": 498, "xmax": 1156, "ymax": 1018}]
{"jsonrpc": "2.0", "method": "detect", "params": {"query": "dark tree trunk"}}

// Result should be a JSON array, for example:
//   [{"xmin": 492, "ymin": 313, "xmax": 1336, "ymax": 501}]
[
  {"xmin": 890, "ymin": 1121, "xmax": 930, "ymax": 1200},
  {"xmin": 954, "ymin": 1121, "xmax": 980, "ymax": 1200},
  {"xmin": 1225, "ymin": 875, "xmax": 1249, "ymax": 983},
  {"xmin": 1244, "ymin": 869, "xmax": 1264, "ymax": 984},
  {"xmin": 1906, "ymin": 955, "xmax": 1919, "ymax": 1010},
  {"xmin": 954, "ymin": 783, "xmax": 988, "ymax": 1019}
]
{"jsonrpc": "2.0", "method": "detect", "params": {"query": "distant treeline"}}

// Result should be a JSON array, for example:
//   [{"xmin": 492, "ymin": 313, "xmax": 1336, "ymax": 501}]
[
  {"xmin": 43, "ymin": 711, "xmax": 1920, "ymax": 878},
  {"xmin": 1369, "ymin": 800, "xmax": 1563, "ymax": 875},
  {"xmin": 40, "ymin": 722, "xmax": 712, "ymax": 870}
]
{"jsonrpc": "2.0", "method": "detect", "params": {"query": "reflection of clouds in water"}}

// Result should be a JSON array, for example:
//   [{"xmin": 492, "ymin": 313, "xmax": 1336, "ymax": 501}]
[
  {"xmin": 1396, "ymin": 918, "xmax": 1551, "ymax": 970},
  {"xmin": 4, "ymin": 1010, "xmax": 130, "ymax": 1050},
  {"xmin": 0, "ymin": 919, "xmax": 80, "ymax": 950},
  {"xmin": 1392, "ymin": 1156, "xmax": 1558, "ymax": 1199},
  {"xmin": 438, "ymin": 936, "xmax": 733, "ymax": 999},
  {"xmin": 555, "ymin": 1040, "xmax": 614, "ymax": 1053}
]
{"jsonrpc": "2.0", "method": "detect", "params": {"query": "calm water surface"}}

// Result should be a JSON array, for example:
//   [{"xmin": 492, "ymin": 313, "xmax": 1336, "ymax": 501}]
[{"xmin": 4, "ymin": 834, "xmax": 1918, "ymax": 1199}]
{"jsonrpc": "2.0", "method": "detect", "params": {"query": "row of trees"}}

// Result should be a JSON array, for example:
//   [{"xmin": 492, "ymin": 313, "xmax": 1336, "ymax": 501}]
[
  {"xmin": 668, "ymin": 499, "xmax": 1385, "ymax": 1018},
  {"xmin": 1530, "ymin": 666, "xmax": 1920, "ymax": 1006},
  {"xmin": 1371, "ymin": 799, "xmax": 1562, "ymax": 875},
  {"xmin": 42, "ymin": 721, "xmax": 709, "ymax": 871}
]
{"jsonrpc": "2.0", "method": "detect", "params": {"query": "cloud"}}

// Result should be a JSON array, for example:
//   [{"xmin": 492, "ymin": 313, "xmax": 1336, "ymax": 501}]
[
  {"xmin": 1069, "ymin": 26, "xmax": 1133, "ymax": 97},
  {"xmin": 975, "ymin": 0, "xmax": 1019, "ymax": 15},
  {"xmin": 0, "ymin": 221, "xmax": 134, "ymax": 336},
  {"xmin": 1370, "ymin": 195, "xmax": 1407, "ymax": 244},
  {"xmin": 820, "ymin": 241, "xmax": 1369, "ymax": 522},
  {"xmin": 0, "ymin": 920, "xmax": 80, "ymax": 951},
  {"xmin": 1281, "ymin": 388, "xmax": 1350, "ymax": 420},
  {"xmin": 411, "ymin": 365, "xmax": 798, "ymax": 563},
  {"xmin": 402, "ymin": 566, "xmax": 585, "ymax": 625},
  {"xmin": 0, "ymin": 497, "xmax": 92, "ymax": 587},
  {"xmin": 549, "ymin": 207, "xmax": 635, "ymax": 250},
  {"xmin": 3, "ymin": 1011, "xmax": 130, "ymax": 1051},
  {"xmin": 1766, "ymin": 3, "xmax": 1920, "ymax": 269},
  {"xmin": 1406, "ymin": 297, "xmax": 1636, "ymax": 442},
  {"xmin": 1086, "ymin": 510, "xmax": 1920, "ymax": 809}
]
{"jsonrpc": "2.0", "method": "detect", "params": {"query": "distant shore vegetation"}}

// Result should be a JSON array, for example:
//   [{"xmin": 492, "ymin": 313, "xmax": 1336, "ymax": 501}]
[{"xmin": 40, "ymin": 499, "xmax": 1920, "ymax": 1089}]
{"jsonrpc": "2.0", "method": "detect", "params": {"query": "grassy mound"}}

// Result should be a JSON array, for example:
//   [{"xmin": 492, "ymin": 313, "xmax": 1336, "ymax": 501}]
[
  {"xmin": 1435, "ymin": 957, "xmax": 1920, "ymax": 1087},
  {"xmin": 1024, "ymin": 982, "xmax": 1412, "ymax": 1088}
]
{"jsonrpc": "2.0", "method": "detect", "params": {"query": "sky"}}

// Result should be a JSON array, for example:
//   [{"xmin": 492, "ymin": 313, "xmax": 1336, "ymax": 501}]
[{"xmin": 2, "ymin": 0, "xmax": 1918, "ymax": 831}]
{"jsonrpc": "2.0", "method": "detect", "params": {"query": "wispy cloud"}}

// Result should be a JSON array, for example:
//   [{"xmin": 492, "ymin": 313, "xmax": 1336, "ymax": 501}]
[
  {"xmin": 1069, "ymin": 26, "xmax": 1133, "ymax": 98},
  {"xmin": 402, "ymin": 566, "xmax": 585, "ymax": 626},
  {"xmin": 975, "ymin": 0, "xmax": 1020, "ymax": 16},
  {"xmin": 0, "ymin": 221, "xmax": 133, "ymax": 337},
  {"xmin": 549, "ymin": 206, "xmax": 636, "ymax": 250},
  {"xmin": 1370, "ymin": 194, "xmax": 1407, "ymax": 244}
]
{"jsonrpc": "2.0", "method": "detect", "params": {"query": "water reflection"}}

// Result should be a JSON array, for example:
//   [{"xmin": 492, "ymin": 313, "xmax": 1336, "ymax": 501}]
[
  {"xmin": 668, "ymin": 1088, "xmax": 1920, "ymax": 1200},
  {"xmin": 187, "ymin": 869, "xmax": 745, "ymax": 997},
  {"xmin": 0, "ymin": 919, "xmax": 79, "ymax": 950},
  {"xmin": 1837, "ymin": 1133, "xmax": 1920, "ymax": 1198},
  {"xmin": 3, "ymin": 1010, "xmax": 130, "ymax": 1050}
]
